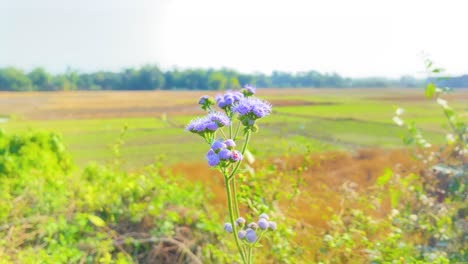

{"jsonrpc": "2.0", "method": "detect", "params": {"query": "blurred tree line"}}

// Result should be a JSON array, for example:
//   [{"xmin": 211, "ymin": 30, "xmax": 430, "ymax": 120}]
[{"xmin": 0, "ymin": 65, "xmax": 465, "ymax": 91}]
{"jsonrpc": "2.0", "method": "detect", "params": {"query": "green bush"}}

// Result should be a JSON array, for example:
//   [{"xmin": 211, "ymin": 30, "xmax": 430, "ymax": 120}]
[{"xmin": 0, "ymin": 130, "xmax": 228, "ymax": 263}]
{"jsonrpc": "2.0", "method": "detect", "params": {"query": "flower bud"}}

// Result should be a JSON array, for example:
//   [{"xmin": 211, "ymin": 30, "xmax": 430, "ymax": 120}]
[
  {"xmin": 224, "ymin": 139, "xmax": 236, "ymax": 149},
  {"xmin": 259, "ymin": 213, "xmax": 269, "ymax": 220},
  {"xmin": 247, "ymin": 222, "xmax": 258, "ymax": 229},
  {"xmin": 230, "ymin": 150, "xmax": 243, "ymax": 162},
  {"xmin": 224, "ymin": 223, "xmax": 233, "ymax": 233},
  {"xmin": 211, "ymin": 140, "xmax": 227, "ymax": 152},
  {"xmin": 238, "ymin": 230, "xmax": 246, "ymax": 239},
  {"xmin": 198, "ymin": 95, "xmax": 209, "ymax": 105},
  {"xmin": 268, "ymin": 221, "xmax": 277, "ymax": 231},
  {"xmin": 246, "ymin": 229, "xmax": 257, "ymax": 243},
  {"xmin": 258, "ymin": 218, "xmax": 269, "ymax": 230},
  {"xmin": 206, "ymin": 152, "xmax": 220, "ymax": 167},
  {"xmin": 218, "ymin": 149, "xmax": 232, "ymax": 160},
  {"xmin": 236, "ymin": 217, "xmax": 246, "ymax": 226}
]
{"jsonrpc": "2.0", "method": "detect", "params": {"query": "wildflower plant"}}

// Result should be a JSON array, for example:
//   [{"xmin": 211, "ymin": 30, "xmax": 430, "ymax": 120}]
[{"xmin": 186, "ymin": 85, "xmax": 274, "ymax": 263}]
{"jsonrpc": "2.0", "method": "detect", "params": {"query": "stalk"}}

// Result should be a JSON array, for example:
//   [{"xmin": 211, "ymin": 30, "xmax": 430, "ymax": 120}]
[
  {"xmin": 224, "ymin": 174, "xmax": 247, "ymax": 263},
  {"xmin": 248, "ymin": 247, "xmax": 253, "ymax": 264},
  {"xmin": 231, "ymin": 178, "xmax": 240, "ymax": 218}
]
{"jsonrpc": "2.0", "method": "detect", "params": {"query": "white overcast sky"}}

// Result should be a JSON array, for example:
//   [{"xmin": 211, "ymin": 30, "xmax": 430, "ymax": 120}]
[{"xmin": 1, "ymin": 0, "xmax": 467, "ymax": 77}]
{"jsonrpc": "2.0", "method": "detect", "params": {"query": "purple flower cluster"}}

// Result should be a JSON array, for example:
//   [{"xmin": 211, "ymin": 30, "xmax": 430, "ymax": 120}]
[
  {"xmin": 242, "ymin": 84, "xmax": 256, "ymax": 97},
  {"xmin": 198, "ymin": 95, "xmax": 214, "ymax": 110},
  {"xmin": 227, "ymin": 213, "xmax": 277, "ymax": 244},
  {"xmin": 198, "ymin": 95, "xmax": 209, "ymax": 105},
  {"xmin": 206, "ymin": 139, "xmax": 243, "ymax": 167},
  {"xmin": 186, "ymin": 112, "xmax": 230, "ymax": 135},
  {"xmin": 216, "ymin": 91, "xmax": 244, "ymax": 109},
  {"xmin": 232, "ymin": 97, "xmax": 272, "ymax": 126}
]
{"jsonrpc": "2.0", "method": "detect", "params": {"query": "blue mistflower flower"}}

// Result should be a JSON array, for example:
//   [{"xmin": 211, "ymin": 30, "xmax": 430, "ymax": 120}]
[
  {"xmin": 216, "ymin": 91, "xmax": 244, "ymax": 109},
  {"xmin": 224, "ymin": 223, "xmax": 233, "ymax": 233},
  {"xmin": 258, "ymin": 218, "xmax": 269, "ymax": 230},
  {"xmin": 224, "ymin": 139, "xmax": 236, "ymax": 149},
  {"xmin": 198, "ymin": 95, "xmax": 215, "ymax": 110},
  {"xmin": 186, "ymin": 111, "xmax": 230, "ymax": 135},
  {"xmin": 236, "ymin": 217, "xmax": 246, "ymax": 226},
  {"xmin": 218, "ymin": 149, "xmax": 232, "ymax": 160},
  {"xmin": 247, "ymin": 222, "xmax": 258, "ymax": 229},
  {"xmin": 211, "ymin": 140, "xmax": 227, "ymax": 152},
  {"xmin": 232, "ymin": 97, "xmax": 272, "ymax": 127},
  {"xmin": 268, "ymin": 221, "xmax": 277, "ymax": 231},
  {"xmin": 259, "ymin": 213, "xmax": 269, "ymax": 220},
  {"xmin": 238, "ymin": 230, "xmax": 246, "ymax": 239},
  {"xmin": 246, "ymin": 229, "xmax": 257, "ymax": 243},
  {"xmin": 242, "ymin": 84, "xmax": 256, "ymax": 96},
  {"xmin": 198, "ymin": 95, "xmax": 209, "ymax": 105},
  {"xmin": 230, "ymin": 150, "xmax": 243, "ymax": 162},
  {"xmin": 208, "ymin": 112, "xmax": 230, "ymax": 127},
  {"xmin": 207, "ymin": 151, "xmax": 220, "ymax": 167}
]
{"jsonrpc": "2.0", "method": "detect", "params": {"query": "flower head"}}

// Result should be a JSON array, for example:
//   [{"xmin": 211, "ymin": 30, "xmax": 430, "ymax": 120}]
[
  {"xmin": 230, "ymin": 150, "xmax": 243, "ymax": 162},
  {"xmin": 224, "ymin": 223, "xmax": 233, "ymax": 233},
  {"xmin": 216, "ymin": 91, "xmax": 244, "ymax": 109},
  {"xmin": 259, "ymin": 213, "xmax": 269, "ymax": 220},
  {"xmin": 208, "ymin": 112, "xmax": 230, "ymax": 127},
  {"xmin": 198, "ymin": 95, "xmax": 209, "ymax": 105},
  {"xmin": 268, "ymin": 221, "xmax": 277, "ymax": 231},
  {"xmin": 232, "ymin": 97, "xmax": 272, "ymax": 127},
  {"xmin": 247, "ymin": 222, "xmax": 258, "ymax": 229},
  {"xmin": 211, "ymin": 140, "xmax": 227, "ymax": 152},
  {"xmin": 224, "ymin": 139, "xmax": 236, "ymax": 149},
  {"xmin": 198, "ymin": 95, "xmax": 215, "ymax": 110},
  {"xmin": 238, "ymin": 230, "xmax": 246, "ymax": 239},
  {"xmin": 186, "ymin": 112, "xmax": 230, "ymax": 135},
  {"xmin": 206, "ymin": 152, "xmax": 220, "ymax": 167},
  {"xmin": 246, "ymin": 229, "xmax": 257, "ymax": 243},
  {"xmin": 258, "ymin": 218, "xmax": 269, "ymax": 230},
  {"xmin": 218, "ymin": 149, "xmax": 232, "ymax": 160},
  {"xmin": 236, "ymin": 217, "xmax": 246, "ymax": 226},
  {"xmin": 242, "ymin": 84, "xmax": 256, "ymax": 97}
]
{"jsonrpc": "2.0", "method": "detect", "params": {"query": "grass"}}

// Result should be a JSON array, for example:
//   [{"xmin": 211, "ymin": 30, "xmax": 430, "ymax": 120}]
[{"xmin": 0, "ymin": 88, "xmax": 465, "ymax": 168}]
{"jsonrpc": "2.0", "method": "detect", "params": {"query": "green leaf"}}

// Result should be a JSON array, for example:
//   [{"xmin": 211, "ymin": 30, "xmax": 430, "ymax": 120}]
[
  {"xmin": 88, "ymin": 214, "xmax": 106, "ymax": 227},
  {"xmin": 425, "ymin": 82, "xmax": 436, "ymax": 98},
  {"xmin": 376, "ymin": 168, "xmax": 393, "ymax": 186}
]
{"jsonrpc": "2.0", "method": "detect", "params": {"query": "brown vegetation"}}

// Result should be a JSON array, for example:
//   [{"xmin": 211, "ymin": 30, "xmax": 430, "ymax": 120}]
[
  {"xmin": 172, "ymin": 148, "xmax": 423, "ymax": 245},
  {"xmin": 2, "ymin": 88, "xmax": 464, "ymax": 120}
]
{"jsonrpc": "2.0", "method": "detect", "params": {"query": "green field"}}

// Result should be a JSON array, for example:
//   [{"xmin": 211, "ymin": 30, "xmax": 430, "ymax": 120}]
[{"xmin": 0, "ymin": 89, "xmax": 465, "ymax": 168}]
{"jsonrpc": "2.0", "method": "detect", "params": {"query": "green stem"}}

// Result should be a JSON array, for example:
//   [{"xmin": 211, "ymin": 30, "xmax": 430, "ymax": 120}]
[
  {"xmin": 219, "ymin": 128, "xmax": 228, "ymax": 140},
  {"xmin": 231, "ymin": 178, "xmax": 240, "ymax": 218},
  {"xmin": 224, "ymin": 175, "xmax": 247, "ymax": 263},
  {"xmin": 248, "ymin": 246, "xmax": 253, "ymax": 264},
  {"xmin": 234, "ymin": 121, "xmax": 242, "ymax": 140}
]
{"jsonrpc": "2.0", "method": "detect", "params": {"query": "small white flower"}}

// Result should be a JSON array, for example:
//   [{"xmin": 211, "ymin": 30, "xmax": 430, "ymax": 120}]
[
  {"xmin": 392, "ymin": 116, "xmax": 404, "ymax": 126},
  {"xmin": 409, "ymin": 214, "xmax": 418, "ymax": 222},
  {"xmin": 395, "ymin": 107, "xmax": 404, "ymax": 116},
  {"xmin": 390, "ymin": 209, "xmax": 399, "ymax": 218},
  {"xmin": 436, "ymin": 98, "xmax": 448, "ymax": 108},
  {"xmin": 323, "ymin": 234, "xmax": 333, "ymax": 242},
  {"xmin": 446, "ymin": 133, "xmax": 455, "ymax": 144}
]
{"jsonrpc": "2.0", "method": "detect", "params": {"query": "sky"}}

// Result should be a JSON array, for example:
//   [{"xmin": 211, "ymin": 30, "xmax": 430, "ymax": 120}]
[{"xmin": 1, "ymin": 0, "xmax": 467, "ymax": 78}]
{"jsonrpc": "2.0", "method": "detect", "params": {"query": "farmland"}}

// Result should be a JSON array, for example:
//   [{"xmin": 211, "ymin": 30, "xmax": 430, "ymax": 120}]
[{"xmin": 0, "ymin": 88, "xmax": 465, "ymax": 168}]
